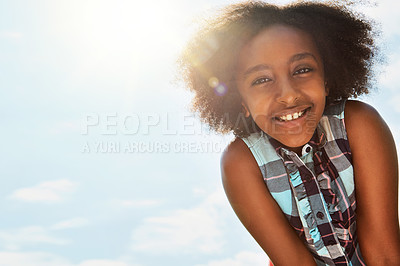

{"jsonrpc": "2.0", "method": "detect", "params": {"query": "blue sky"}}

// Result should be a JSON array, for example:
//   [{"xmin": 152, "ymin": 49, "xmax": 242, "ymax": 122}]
[{"xmin": 0, "ymin": 0, "xmax": 399, "ymax": 265}]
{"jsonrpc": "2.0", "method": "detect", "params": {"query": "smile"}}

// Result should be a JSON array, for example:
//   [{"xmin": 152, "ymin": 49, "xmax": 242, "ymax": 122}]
[{"xmin": 274, "ymin": 107, "xmax": 311, "ymax": 122}]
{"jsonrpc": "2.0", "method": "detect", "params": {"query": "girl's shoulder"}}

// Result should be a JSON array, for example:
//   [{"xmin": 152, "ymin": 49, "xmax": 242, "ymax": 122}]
[
  {"xmin": 221, "ymin": 138, "xmax": 259, "ymax": 174},
  {"xmin": 344, "ymin": 99, "xmax": 391, "ymax": 157},
  {"xmin": 344, "ymin": 99, "xmax": 378, "ymax": 115},
  {"xmin": 343, "ymin": 104, "xmax": 400, "ymax": 264},
  {"xmin": 344, "ymin": 100, "xmax": 383, "ymax": 133},
  {"xmin": 322, "ymin": 100, "xmax": 380, "ymax": 141}
]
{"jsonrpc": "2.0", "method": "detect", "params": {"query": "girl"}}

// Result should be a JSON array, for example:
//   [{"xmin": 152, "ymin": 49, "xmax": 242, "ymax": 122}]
[{"xmin": 178, "ymin": 1, "xmax": 400, "ymax": 265}]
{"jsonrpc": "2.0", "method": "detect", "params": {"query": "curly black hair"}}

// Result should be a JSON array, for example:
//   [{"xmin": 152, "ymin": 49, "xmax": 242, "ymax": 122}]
[{"xmin": 178, "ymin": 1, "xmax": 379, "ymax": 137}]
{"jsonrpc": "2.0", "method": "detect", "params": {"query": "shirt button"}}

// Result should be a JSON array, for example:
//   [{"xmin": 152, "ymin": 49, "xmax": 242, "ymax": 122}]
[
  {"xmin": 317, "ymin": 212, "xmax": 324, "ymax": 219},
  {"xmin": 302, "ymin": 144, "xmax": 312, "ymax": 156}
]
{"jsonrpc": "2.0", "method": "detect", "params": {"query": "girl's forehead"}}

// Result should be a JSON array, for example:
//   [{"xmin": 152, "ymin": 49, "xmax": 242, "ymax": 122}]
[
  {"xmin": 236, "ymin": 24, "xmax": 323, "ymax": 76},
  {"xmin": 239, "ymin": 24, "xmax": 322, "ymax": 63}
]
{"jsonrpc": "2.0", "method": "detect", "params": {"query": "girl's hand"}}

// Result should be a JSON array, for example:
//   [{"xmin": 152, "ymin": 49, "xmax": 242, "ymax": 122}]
[
  {"xmin": 221, "ymin": 139, "xmax": 317, "ymax": 266},
  {"xmin": 346, "ymin": 100, "xmax": 400, "ymax": 265}
]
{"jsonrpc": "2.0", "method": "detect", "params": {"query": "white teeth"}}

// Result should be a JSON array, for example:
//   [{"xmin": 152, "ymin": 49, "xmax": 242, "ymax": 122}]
[{"xmin": 279, "ymin": 110, "xmax": 305, "ymax": 121}]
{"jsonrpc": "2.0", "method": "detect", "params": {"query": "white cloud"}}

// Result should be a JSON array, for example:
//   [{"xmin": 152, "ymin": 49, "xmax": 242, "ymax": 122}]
[
  {"xmin": 49, "ymin": 120, "xmax": 81, "ymax": 135},
  {"xmin": 0, "ymin": 252, "xmax": 70, "ymax": 266},
  {"xmin": 0, "ymin": 216, "xmax": 91, "ymax": 250},
  {"xmin": 0, "ymin": 252, "xmax": 139, "ymax": 266},
  {"xmin": 389, "ymin": 94, "xmax": 400, "ymax": 113},
  {"xmin": 9, "ymin": 179, "xmax": 78, "ymax": 203},
  {"xmin": 50, "ymin": 218, "xmax": 90, "ymax": 230},
  {"xmin": 358, "ymin": 0, "xmax": 400, "ymax": 38},
  {"xmin": 131, "ymin": 189, "xmax": 229, "ymax": 255},
  {"xmin": 110, "ymin": 199, "xmax": 162, "ymax": 208},
  {"xmin": 0, "ymin": 226, "xmax": 69, "ymax": 250},
  {"xmin": 378, "ymin": 52, "xmax": 400, "ymax": 90},
  {"xmin": 0, "ymin": 31, "xmax": 22, "ymax": 40},
  {"xmin": 192, "ymin": 187, "xmax": 207, "ymax": 194},
  {"xmin": 195, "ymin": 251, "xmax": 269, "ymax": 266},
  {"xmin": 78, "ymin": 260, "xmax": 129, "ymax": 266}
]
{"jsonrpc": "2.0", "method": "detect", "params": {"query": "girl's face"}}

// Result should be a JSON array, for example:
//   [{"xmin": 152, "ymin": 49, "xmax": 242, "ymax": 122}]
[{"xmin": 236, "ymin": 24, "xmax": 328, "ymax": 152}]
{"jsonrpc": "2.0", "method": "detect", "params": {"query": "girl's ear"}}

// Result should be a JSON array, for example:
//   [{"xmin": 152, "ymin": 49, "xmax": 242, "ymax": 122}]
[
  {"xmin": 325, "ymin": 81, "xmax": 329, "ymax": 96},
  {"xmin": 241, "ymin": 101, "xmax": 250, "ymax": 117}
]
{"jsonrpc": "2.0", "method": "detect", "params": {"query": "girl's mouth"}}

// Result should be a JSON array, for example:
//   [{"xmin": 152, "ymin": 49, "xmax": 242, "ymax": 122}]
[{"xmin": 273, "ymin": 107, "xmax": 311, "ymax": 122}]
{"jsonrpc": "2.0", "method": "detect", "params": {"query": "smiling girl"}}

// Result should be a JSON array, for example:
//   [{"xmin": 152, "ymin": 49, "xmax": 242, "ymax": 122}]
[{"xmin": 179, "ymin": 1, "xmax": 400, "ymax": 265}]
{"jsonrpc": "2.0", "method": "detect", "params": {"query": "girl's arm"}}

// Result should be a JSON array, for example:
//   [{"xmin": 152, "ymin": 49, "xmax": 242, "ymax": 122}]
[
  {"xmin": 221, "ymin": 138, "xmax": 317, "ymax": 266},
  {"xmin": 345, "ymin": 100, "xmax": 400, "ymax": 265}
]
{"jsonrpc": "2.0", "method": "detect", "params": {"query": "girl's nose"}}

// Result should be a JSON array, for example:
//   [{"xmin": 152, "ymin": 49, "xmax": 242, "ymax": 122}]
[{"xmin": 276, "ymin": 80, "xmax": 299, "ymax": 105}]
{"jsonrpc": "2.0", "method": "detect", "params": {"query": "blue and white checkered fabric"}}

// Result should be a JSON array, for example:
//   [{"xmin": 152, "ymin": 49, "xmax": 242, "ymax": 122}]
[{"xmin": 241, "ymin": 100, "xmax": 365, "ymax": 266}]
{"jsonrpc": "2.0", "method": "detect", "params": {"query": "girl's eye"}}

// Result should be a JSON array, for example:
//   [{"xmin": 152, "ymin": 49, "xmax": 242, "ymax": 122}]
[
  {"xmin": 252, "ymin": 77, "xmax": 271, "ymax": 86},
  {"xmin": 294, "ymin": 67, "xmax": 313, "ymax": 75}
]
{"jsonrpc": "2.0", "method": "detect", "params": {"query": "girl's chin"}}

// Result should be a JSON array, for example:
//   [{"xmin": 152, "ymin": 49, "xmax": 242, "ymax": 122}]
[{"xmin": 263, "ymin": 123, "xmax": 318, "ymax": 151}]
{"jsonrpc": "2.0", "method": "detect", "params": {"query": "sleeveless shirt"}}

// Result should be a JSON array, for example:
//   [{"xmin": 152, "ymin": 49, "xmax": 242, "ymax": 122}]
[{"xmin": 241, "ymin": 100, "xmax": 365, "ymax": 266}]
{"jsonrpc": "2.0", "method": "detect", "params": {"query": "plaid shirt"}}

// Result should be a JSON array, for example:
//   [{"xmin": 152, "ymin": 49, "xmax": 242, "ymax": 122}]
[{"xmin": 241, "ymin": 100, "xmax": 365, "ymax": 266}]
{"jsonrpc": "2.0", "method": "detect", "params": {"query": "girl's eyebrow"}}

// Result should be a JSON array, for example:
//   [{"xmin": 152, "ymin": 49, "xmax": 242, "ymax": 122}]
[
  {"xmin": 289, "ymin": 52, "xmax": 317, "ymax": 64},
  {"xmin": 242, "ymin": 52, "xmax": 317, "ymax": 78},
  {"xmin": 243, "ymin": 64, "xmax": 271, "ymax": 78}
]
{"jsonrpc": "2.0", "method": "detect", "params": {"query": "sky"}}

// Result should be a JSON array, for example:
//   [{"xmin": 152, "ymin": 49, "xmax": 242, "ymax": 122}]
[{"xmin": 0, "ymin": 0, "xmax": 399, "ymax": 265}]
